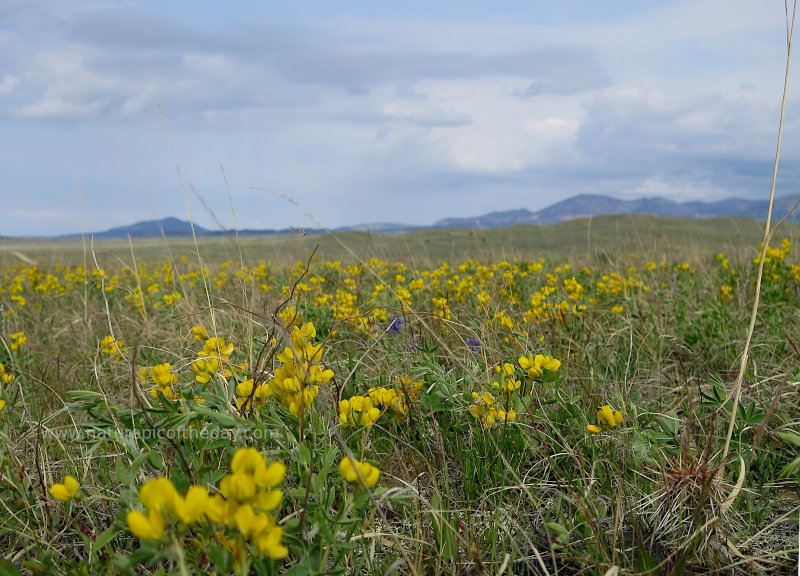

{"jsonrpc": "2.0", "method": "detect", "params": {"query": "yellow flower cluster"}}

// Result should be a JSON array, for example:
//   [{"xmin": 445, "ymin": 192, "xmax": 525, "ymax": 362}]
[
  {"xmin": 9, "ymin": 332, "xmax": 26, "ymax": 351},
  {"xmin": 492, "ymin": 362, "xmax": 521, "ymax": 393},
  {"xmin": 523, "ymin": 285, "xmax": 579, "ymax": 324},
  {"xmin": 339, "ymin": 395, "xmax": 381, "ymax": 427},
  {"xmin": 596, "ymin": 272, "xmax": 644, "ymax": 296},
  {"xmin": 191, "ymin": 325, "xmax": 209, "ymax": 341},
  {"xmin": 715, "ymin": 252, "xmax": 731, "ymax": 270},
  {"xmin": 192, "ymin": 336, "xmax": 234, "ymax": 384},
  {"xmin": 367, "ymin": 377, "xmax": 422, "ymax": 419},
  {"xmin": 468, "ymin": 391, "xmax": 516, "ymax": 428},
  {"xmin": 518, "ymin": 354, "xmax": 561, "ymax": 381},
  {"xmin": 268, "ymin": 322, "xmax": 333, "ymax": 417},
  {"xmin": 278, "ymin": 306, "xmax": 303, "ymax": 328},
  {"xmin": 338, "ymin": 457, "xmax": 380, "ymax": 489},
  {"xmin": 235, "ymin": 378, "xmax": 272, "ymax": 411},
  {"xmin": 339, "ymin": 377, "xmax": 423, "ymax": 428},
  {"xmin": 127, "ymin": 478, "xmax": 206, "ymax": 540},
  {"xmin": 0, "ymin": 362, "xmax": 15, "ymax": 384},
  {"xmin": 99, "ymin": 335, "xmax": 125, "ymax": 360},
  {"xmin": 127, "ymin": 448, "xmax": 287, "ymax": 559},
  {"xmin": 0, "ymin": 360, "xmax": 11, "ymax": 411},
  {"xmin": 587, "ymin": 404, "xmax": 624, "ymax": 433},
  {"xmin": 754, "ymin": 238, "xmax": 791, "ymax": 264},
  {"xmin": 432, "ymin": 297, "xmax": 452, "ymax": 320},
  {"xmin": 50, "ymin": 475, "xmax": 80, "ymax": 501},
  {"xmin": 493, "ymin": 311, "xmax": 515, "ymax": 329},
  {"xmin": 162, "ymin": 292, "xmax": 181, "ymax": 305},
  {"xmin": 146, "ymin": 362, "xmax": 179, "ymax": 400},
  {"xmin": 233, "ymin": 322, "xmax": 334, "ymax": 416},
  {"xmin": 792, "ymin": 264, "xmax": 800, "ymax": 284}
]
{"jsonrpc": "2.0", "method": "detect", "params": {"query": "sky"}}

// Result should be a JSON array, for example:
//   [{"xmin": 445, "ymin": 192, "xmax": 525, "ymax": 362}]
[{"xmin": 1, "ymin": 0, "xmax": 799, "ymax": 236}]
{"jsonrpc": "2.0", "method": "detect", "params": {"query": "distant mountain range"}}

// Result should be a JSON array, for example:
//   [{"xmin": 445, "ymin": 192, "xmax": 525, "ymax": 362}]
[
  {"xmin": 62, "ymin": 217, "xmax": 319, "ymax": 239},
  {"xmin": 61, "ymin": 193, "xmax": 800, "ymax": 239},
  {"xmin": 429, "ymin": 193, "xmax": 800, "ymax": 229}
]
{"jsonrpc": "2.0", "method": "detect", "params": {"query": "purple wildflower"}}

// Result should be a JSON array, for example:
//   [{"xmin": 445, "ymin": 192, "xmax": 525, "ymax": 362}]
[{"xmin": 387, "ymin": 316, "xmax": 404, "ymax": 334}]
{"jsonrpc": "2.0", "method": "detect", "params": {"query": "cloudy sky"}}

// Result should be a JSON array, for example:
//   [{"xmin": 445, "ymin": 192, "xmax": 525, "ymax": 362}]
[{"xmin": 1, "ymin": 0, "xmax": 798, "ymax": 236}]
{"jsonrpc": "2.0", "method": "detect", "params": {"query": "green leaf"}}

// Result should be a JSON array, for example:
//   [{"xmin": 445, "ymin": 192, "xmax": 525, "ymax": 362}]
[
  {"xmin": 637, "ymin": 546, "xmax": 660, "ymax": 574},
  {"xmin": 192, "ymin": 404, "xmax": 240, "ymax": 428},
  {"xmin": 148, "ymin": 450, "xmax": 164, "ymax": 470},
  {"xmin": 288, "ymin": 487, "xmax": 307, "ymax": 499},
  {"xmin": 657, "ymin": 416, "xmax": 680, "ymax": 435},
  {"xmin": 130, "ymin": 450, "xmax": 151, "ymax": 475},
  {"xmin": 93, "ymin": 527, "xmax": 121, "ymax": 552},
  {"xmin": 203, "ymin": 544, "xmax": 233, "ymax": 572},
  {"xmin": 66, "ymin": 390, "xmax": 105, "ymax": 402},
  {"xmin": 650, "ymin": 431, "xmax": 676, "ymax": 445},
  {"xmin": 282, "ymin": 565, "xmax": 313, "ymax": 576},
  {"xmin": 777, "ymin": 430, "xmax": 800, "ymax": 448},
  {"xmin": 115, "ymin": 457, "xmax": 132, "ymax": 485},
  {"xmin": 779, "ymin": 457, "xmax": 800, "ymax": 478},
  {"xmin": 545, "ymin": 522, "xmax": 570, "ymax": 546},
  {"xmin": 204, "ymin": 438, "xmax": 231, "ymax": 451},
  {"xmin": 0, "ymin": 559, "xmax": 22, "ymax": 576},
  {"xmin": 297, "ymin": 443, "xmax": 312, "ymax": 467}
]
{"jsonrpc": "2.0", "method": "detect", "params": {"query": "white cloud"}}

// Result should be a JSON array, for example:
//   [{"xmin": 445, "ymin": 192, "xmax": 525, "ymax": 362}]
[
  {"xmin": 383, "ymin": 78, "xmax": 584, "ymax": 173},
  {"xmin": 0, "ymin": 74, "xmax": 20, "ymax": 95},
  {"xmin": 182, "ymin": 53, "xmax": 232, "ymax": 76},
  {"xmin": 119, "ymin": 85, "xmax": 158, "ymax": 116},
  {"xmin": 10, "ymin": 209, "xmax": 74, "ymax": 220},
  {"xmin": 15, "ymin": 97, "xmax": 105, "ymax": 118},
  {"xmin": 525, "ymin": 118, "xmax": 580, "ymax": 144},
  {"xmin": 579, "ymin": 87, "xmax": 780, "ymax": 158},
  {"xmin": 620, "ymin": 178, "xmax": 728, "ymax": 201},
  {"xmin": 381, "ymin": 100, "xmax": 470, "ymax": 127}
]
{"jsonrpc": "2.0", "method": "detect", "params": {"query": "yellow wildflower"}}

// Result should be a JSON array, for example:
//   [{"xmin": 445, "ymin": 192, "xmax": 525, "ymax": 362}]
[
  {"xmin": 595, "ymin": 404, "xmax": 624, "ymax": 430},
  {"xmin": 50, "ymin": 475, "xmax": 80, "ymax": 501},
  {"xmin": 99, "ymin": 335, "xmax": 125, "ymax": 359},
  {"xmin": 338, "ymin": 457, "xmax": 380, "ymax": 489},
  {"xmin": 0, "ymin": 362, "xmax": 15, "ymax": 384},
  {"xmin": 518, "ymin": 354, "xmax": 561, "ymax": 380},
  {"xmin": 151, "ymin": 363, "xmax": 178, "ymax": 387},
  {"xmin": 256, "ymin": 525, "xmax": 289, "ymax": 559},
  {"xmin": 191, "ymin": 325, "xmax": 209, "ymax": 341},
  {"xmin": 126, "ymin": 509, "xmax": 166, "ymax": 540},
  {"xmin": 172, "ymin": 486, "xmax": 210, "ymax": 525},
  {"xmin": 139, "ymin": 477, "xmax": 178, "ymax": 513},
  {"xmin": 339, "ymin": 396, "xmax": 381, "ymax": 427},
  {"xmin": 9, "ymin": 332, "xmax": 26, "ymax": 351}
]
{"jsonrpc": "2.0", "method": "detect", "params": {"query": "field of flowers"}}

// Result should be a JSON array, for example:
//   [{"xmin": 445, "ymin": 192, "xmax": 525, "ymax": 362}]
[{"xmin": 0, "ymin": 237, "xmax": 797, "ymax": 575}]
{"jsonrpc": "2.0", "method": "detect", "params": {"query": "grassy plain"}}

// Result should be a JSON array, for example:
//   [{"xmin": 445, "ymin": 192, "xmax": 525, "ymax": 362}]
[
  {"xmin": 0, "ymin": 216, "xmax": 797, "ymax": 575},
  {"xmin": 3, "ymin": 214, "xmax": 798, "ymax": 266}
]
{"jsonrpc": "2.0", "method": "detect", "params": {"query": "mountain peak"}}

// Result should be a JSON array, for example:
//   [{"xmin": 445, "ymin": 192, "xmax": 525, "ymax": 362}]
[
  {"xmin": 433, "ymin": 208, "xmax": 535, "ymax": 228},
  {"xmin": 64, "ymin": 217, "xmax": 210, "ymax": 239}
]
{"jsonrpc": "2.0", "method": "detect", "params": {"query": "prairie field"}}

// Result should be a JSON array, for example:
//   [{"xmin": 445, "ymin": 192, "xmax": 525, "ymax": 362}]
[{"xmin": 0, "ymin": 220, "xmax": 798, "ymax": 575}]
